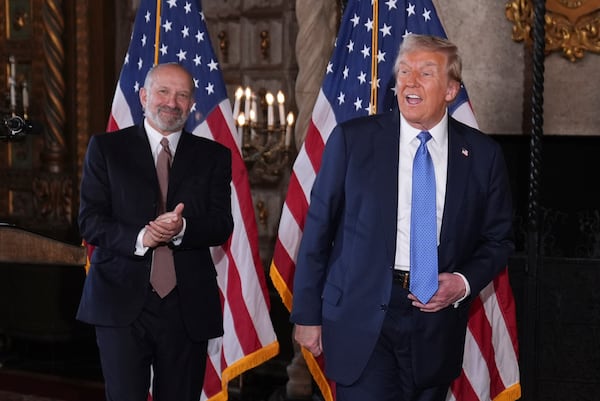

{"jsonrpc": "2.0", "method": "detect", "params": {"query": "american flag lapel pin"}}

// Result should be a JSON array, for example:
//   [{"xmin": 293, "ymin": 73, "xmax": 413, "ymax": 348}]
[{"xmin": 461, "ymin": 148, "xmax": 469, "ymax": 157}]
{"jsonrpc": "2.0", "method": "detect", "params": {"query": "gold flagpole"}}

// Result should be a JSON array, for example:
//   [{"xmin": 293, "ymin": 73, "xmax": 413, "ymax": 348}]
[
  {"xmin": 370, "ymin": 0, "xmax": 379, "ymax": 115},
  {"xmin": 154, "ymin": 0, "xmax": 162, "ymax": 65}
]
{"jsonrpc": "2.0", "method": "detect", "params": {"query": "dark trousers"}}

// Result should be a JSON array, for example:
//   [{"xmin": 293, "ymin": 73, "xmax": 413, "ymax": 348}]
[
  {"xmin": 336, "ymin": 285, "xmax": 449, "ymax": 401},
  {"xmin": 96, "ymin": 288, "xmax": 208, "ymax": 401}
]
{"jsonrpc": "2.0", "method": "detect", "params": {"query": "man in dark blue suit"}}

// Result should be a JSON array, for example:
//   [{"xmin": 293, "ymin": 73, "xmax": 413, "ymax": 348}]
[
  {"xmin": 77, "ymin": 63, "xmax": 233, "ymax": 401},
  {"xmin": 291, "ymin": 35, "xmax": 514, "ymax": 401}
]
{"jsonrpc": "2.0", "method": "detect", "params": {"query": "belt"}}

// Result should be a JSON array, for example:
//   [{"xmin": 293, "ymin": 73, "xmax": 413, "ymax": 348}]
[{"xmin": 392, "ymin": 269, "xmax": 410, "ymax": 289}]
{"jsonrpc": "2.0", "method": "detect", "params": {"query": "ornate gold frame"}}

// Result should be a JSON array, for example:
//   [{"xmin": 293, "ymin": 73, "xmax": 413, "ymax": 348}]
[{"xmin": 506, "ymin": 0, "xmax": 600, "ymax": 61}]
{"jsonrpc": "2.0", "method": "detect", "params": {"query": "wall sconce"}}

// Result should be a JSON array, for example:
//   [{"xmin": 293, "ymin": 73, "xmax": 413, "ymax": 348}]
[
  {"xmin": 218, "ymin": 30, "xmax": 229, "ymax": 63},
  {"xmin": 2, "ymin": 55, "xmax": 37, "ymax": 141},
  {"xmin": 232, "ymin": 86, "xmax": 294, "ymax": 186},
  {"xmin": 260, "ymin": 31, "xmax": 270, "ymax": 60}
]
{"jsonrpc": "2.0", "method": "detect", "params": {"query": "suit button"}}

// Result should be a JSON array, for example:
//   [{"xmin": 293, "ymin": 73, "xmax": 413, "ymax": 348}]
[{"xmin": 380, "ymin": 304, "xmax": 387, "ymax": 311}]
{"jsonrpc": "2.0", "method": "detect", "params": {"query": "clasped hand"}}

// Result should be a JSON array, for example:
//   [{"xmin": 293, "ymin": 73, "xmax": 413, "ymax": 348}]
[
  {"xmin": 143, "ymin": 202, "xmax": 185, "ymax": 248},
  {"xmin": 407, "ymin": 272, "xmax": 466, "ymax": 312}
]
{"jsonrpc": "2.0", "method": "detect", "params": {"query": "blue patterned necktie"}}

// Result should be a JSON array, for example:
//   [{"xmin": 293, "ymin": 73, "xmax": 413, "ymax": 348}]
[{"xmin": 409, "ymin": 131, "xmax": 439, "ymax": 303}]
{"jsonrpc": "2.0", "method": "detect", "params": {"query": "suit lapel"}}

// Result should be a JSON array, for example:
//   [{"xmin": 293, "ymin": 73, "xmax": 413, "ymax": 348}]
[
  {"xmin": 126, "ymin": 125, "xmax": 159, "ymax": 189},
  {"xmin": 440, "ymin": 118, "xmax": 471, "ymax": 245},
  {"xmin": 167, "ymin": 131, "xmax": 194, "ymax": 200},
  {"xmin": 374, "ymin": 110, "xmax": 400, "ymax": 261}
]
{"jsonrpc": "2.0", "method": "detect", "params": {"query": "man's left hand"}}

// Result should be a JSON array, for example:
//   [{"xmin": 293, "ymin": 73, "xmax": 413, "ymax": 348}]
[
  {"xmin": 146, "ymin": 202, "xmax": 185, "ymax": 244},
  {"xmin": 408, "ymin": 272, "xmax": 466, "ymax": 312}
]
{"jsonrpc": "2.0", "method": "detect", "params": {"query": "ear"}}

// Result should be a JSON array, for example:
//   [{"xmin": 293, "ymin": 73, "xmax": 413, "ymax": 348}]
[
  {"xmin": 445, "ymin": 80, "xmax": 460, "ymax": 103},
  {"xmin": 139, "ymin": 87, "xmax": 147, "ymax": 108}
]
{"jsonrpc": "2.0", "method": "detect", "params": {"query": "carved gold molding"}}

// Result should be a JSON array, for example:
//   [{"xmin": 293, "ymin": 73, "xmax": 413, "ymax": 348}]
[{"xmin": 506, "ymin": 0, "xmax": 600, "ymax": 61}]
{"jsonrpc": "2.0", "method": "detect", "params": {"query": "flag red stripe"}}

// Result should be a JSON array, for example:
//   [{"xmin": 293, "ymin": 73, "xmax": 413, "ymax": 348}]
[
  {"xmin": 271, "ymin": 239, "xmax": 296, "ymax": 288},
  {"xmin": 203, "ymin": 358, "xmax": 222, "ymax": 397},
  {"xmin": 107, "ymin": 114, "xmax": 118, "ymax": 132},
  {"xmin": 303, "ymin": 121, "xmax": 326, "ymax": 173},
  {"xmin": 206, "ymin": 106, "xmax": 270, "ymax": 302},
  {"xmin": 283, "ymin": 173, "xmax": 310, "ymax": 231},
  {"xmin": 467, "ymin": 295, "xmax": 505, "ymax": 398},
  {"xmin": 450, "ymin": 370, "xmax": 480, "ymax": 401},
  {"xmin": 493, "ymin": 270, "xmax": 519, "ymax": 354},
  {"xmin": 269, "ymin": 240, "xmax": 295, "ymax": 311},
  {"xmin": 270, "ymin": 121, "xmax": 326, "ymax": 301},
  {"xmin": 225, "ymin": 249, "xmax": 262, "ymax": 354}
]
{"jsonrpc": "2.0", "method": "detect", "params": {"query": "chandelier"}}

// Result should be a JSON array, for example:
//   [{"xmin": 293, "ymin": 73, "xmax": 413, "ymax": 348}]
[{"xmin": 232, "ymin": 86, "xmax": 295, "ymax": 186}]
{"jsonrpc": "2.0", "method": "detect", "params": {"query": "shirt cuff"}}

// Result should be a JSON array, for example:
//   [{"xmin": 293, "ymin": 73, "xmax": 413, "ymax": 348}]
[
  {"xmin": 452, "ymin": 272, "xmax": 471, "ymax": 308},
  {"xmin": 135, "ymin": 228, "xmax": 149, "ymax": 256},
  {"xmin": 171, "ymin": 217, "xmax": 186, "ymax": 246},
  {"xmin": 135, "ymin": 217, "xmax": 186, "ymax": 254}
]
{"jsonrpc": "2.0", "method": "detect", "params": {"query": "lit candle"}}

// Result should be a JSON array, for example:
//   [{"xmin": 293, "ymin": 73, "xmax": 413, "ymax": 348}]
[
  {"xmin": 9, "ymin": 78, "xmax": 16, "ymax": 111},
  {"xmin": 232, "ymin": 87, "xmax": 243, "ymax": 120},
  {"xmin": 237, "ymin": 112, "xmax": 246, "ymax": 141},
  {"xmin": 9, "ymin": 55, "xmax": 16, "ymax": 111},
  {"xmin": 265, "ymin": 92, "xmax": 274, "ymax": 127},
  {"xmin": 22, "ymin": 81, "xmax": 29, "ymax": 109},
  {"xmin": 9, "ymin": 55, "xmax": 16, "ymax": 81},
  {"xmin": 244, "ymin": 87, "xmax": 252, "ymax": 119},
  {"xmin": 276, "ymin": 91, "xmax": 285, "ymax": 126},
  {"xmin": 249, "ymin": 103, "xmax": 257, "ymax": 143},
  {"xmin": 250, "ymin": 95, "xmax": 257, "ymax": 123},
  {"xmin": 285, "ymin": 112, "xmax": 294, "ymax": 148}
]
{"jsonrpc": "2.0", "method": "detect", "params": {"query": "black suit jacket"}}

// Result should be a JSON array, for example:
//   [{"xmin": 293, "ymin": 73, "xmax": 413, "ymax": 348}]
[
  {"xmin": 290, "ymin": 108, "xmax": 514, "ymax": 387},
  {"xmin": 77, "ymin": 124, "xmax": 233, "ymax": 341}
]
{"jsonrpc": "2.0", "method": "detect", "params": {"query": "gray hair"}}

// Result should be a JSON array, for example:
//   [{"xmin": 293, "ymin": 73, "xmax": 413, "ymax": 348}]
[{"xmin": 143, "ymin": 62, "xmax": 195, "ymax": 95}]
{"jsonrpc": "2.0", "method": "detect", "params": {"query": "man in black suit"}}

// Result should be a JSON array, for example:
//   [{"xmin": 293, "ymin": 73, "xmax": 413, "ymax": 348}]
[
  {"xmin": 291, "ymin": 35, "xmax": 514, "ymax": 401},
  {"xmin": 77, "ymin": 63, "xmax": 233, "ymax": 401}
]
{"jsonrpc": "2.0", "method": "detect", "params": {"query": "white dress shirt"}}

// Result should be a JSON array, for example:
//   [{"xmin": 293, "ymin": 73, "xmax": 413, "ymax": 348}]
[
  {"xmin": 393, "ymin": 112, "xmax": 469, "ymax": 305},
  {"xmin": 134, "ymin": 119, "xmax": 186, "ymax": 255},
  {"xmin": 394, "ymin": 113, "xmax": 448, "ymax": 270}
]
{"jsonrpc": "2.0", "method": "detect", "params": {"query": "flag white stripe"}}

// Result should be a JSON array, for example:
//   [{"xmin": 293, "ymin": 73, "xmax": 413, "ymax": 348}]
[
  {"xmin": 311, "ymin": 91, "xmax": 338, "ymax": 143},
  {"xmin": 451, "ymin": 102, "xmax": 479, "ymax": 129},
  {"xmin": 484, "ymin": 288, "xmax": 520, "ymax": 390},
  {"xmin": 110, "ymin": 86, "xmax": 134, "ymax": 128},
  {"xmin": 277, "ymin": 204, "xmax": 304, "ymax": 262},
  {"xmin": 291, "ymin": 150, "xmax": 317, "ymax": 202},
  {"xmin": 463, "ymin": 328, "xmax": 492, "ymax": 400}
]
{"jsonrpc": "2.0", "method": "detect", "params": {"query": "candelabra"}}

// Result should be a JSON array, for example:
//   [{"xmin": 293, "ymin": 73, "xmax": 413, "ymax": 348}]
[
  {"xmin": 2, "ymin": 55, "xmax": 36, "ymax": 141},
  {"xmin": 233, "ymin": 87, "xmax": 295, "ymax": 186}
]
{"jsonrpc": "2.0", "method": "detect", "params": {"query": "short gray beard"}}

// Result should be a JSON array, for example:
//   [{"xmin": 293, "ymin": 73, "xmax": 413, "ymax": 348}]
[{"xmin": 146, "ymin": 106, "xmax": 188, "ymax": 132}]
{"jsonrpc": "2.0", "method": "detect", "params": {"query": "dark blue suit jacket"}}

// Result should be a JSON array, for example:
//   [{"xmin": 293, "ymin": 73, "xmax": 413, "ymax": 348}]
[
  {"xmin": 290, "ymin": 108, "xmax": 514, "ymax": 387},
  {"xmin": 77, "ymin": 125, "xmax": 233, "ymax": 341}
]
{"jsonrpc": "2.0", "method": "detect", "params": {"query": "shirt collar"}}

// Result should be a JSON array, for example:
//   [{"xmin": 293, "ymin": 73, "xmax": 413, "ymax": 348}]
[
  {"xmin": 144, "ymin": 118, "xmax": 182, "ymax": 156},
  {"xmin": 399, "ymin": 111, "xmax": 449, "ymax": 148}
]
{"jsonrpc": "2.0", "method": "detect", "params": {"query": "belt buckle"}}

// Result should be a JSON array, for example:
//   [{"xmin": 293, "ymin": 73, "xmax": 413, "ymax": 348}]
[{"xmin": 393, "ymin": 270, "xmax": 410, "ymax": 289}]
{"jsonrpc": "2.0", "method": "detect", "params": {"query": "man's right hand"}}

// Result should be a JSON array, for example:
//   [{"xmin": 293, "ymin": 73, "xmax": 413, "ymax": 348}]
[{"xmin": 143, "ymin": 203, "xmax": 185, "ymax": 247}]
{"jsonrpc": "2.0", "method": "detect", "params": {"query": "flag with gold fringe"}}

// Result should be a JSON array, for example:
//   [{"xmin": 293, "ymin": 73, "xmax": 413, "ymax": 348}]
[{"xmin": 269, "ymin": 1, "xmax": 520, "ymax": 401}]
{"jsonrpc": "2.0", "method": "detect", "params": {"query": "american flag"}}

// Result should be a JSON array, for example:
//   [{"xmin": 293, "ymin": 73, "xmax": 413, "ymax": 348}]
[
  {"xmin": 104, "ymin": 0, "xmax": 279, "ymax": 399},
  {"xmin": 269, "ymin": 1, "xmax": 521, "ymax": 401}
]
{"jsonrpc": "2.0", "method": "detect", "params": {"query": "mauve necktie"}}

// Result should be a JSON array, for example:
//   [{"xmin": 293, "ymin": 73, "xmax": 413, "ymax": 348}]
[
  {"xmin": 150, "ymin": 137, "xmax": 176, "ymax": 297},
  {"xmin": 409, "ymin": 131, "xmax": 439, "ymax": 303}
]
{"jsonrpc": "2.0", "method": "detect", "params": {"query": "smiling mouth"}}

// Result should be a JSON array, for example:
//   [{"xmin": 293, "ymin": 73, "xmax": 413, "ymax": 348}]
[
  {"xmin": 159, "ymin": 107, "xmax": 181, "ymax": 116},
  {"xmin": 406, "ymin": 94, "xmax": 422, "ymax": 105}
]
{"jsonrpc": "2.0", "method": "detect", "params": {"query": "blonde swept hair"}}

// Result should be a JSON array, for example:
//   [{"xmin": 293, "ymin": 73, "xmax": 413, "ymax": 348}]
[{"xmin": 393, "ymin": 34, "xmax": 462, "ymax": 84}]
